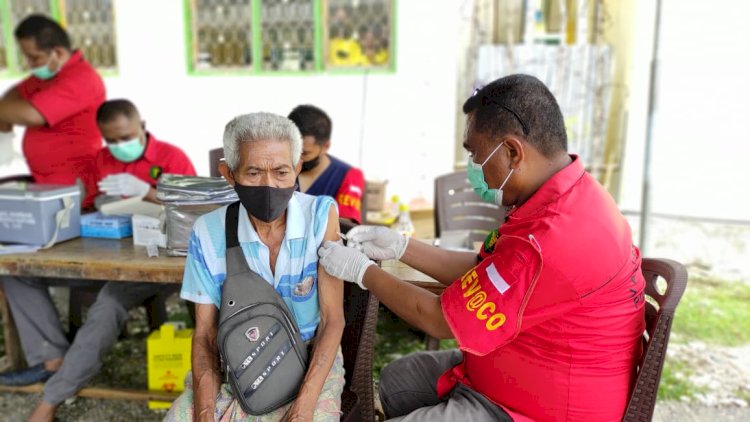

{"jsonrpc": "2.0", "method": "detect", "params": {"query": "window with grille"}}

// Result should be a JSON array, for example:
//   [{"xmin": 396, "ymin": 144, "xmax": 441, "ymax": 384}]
[
  {"xmin": 260, "ymin": 0, "xmax": 314, "ymax": 72},
  {"xmin": 185, "ymin": 0, "xmax": 396, "ymax": 75},
  {"xmin": 0, "ymin": 0, "xmax": 117, "ymax": 75},
  {"xmin": 189, "ymin": 0, "xmax": 253, "ymax": 70},
  {"xmin": 60, "ymin": 0, "xmax": 117, "ymax": 71},
  {"xmin": 325, "ymin": 0, "xmax": 392, "ymax": 69}
]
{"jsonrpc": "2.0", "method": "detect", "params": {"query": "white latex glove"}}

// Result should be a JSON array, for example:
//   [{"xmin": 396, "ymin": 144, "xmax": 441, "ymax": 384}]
[
  {"xmin": 97, "ymin": 173, "xmax": 150, "ymax": 198},
  {"xmin": 345, "ymin": 225, "xmax": 409, "ymax": 261},
  {"xmin": 318, "ymin": 240, "xmax": 376, "ymax": 289}
]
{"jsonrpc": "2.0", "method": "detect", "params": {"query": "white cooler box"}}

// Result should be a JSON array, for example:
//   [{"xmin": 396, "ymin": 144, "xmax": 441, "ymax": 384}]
[{"xmin": 0, "ymin": 183, "xmax": 81, "ymax": 246}]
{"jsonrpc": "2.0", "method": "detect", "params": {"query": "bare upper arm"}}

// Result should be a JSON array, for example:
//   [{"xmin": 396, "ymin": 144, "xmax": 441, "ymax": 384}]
[
  {"xmin": 2, "ymin": 87, "xmax": 20, "ymax": 101},
  {"xmin": 317, "ymin": 205, "xmax": 344, "ymax": 322}
]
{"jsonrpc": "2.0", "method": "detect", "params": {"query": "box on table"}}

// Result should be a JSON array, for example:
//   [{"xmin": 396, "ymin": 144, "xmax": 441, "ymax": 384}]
[
  {"xmin": 147, "ymin": 323, "xmax": 193, "ymax": 409},
  {"xmin": 80, "ymin": 212, "xmax": 132, "ymax": 239},
  {"xmin": 0, "ymin": 183, "xmax": 80, "ymax": 246},
  {"xmin": 132, "ymin": 214, "xmax": 166, "ymax": 248},
  {"xmin": 365, "ymin": 180, "xmax": 387, "ymax": 211}
]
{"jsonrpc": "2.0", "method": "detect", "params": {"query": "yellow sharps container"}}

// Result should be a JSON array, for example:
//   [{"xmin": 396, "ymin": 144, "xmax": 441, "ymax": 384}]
[{"xmin": 147, "ymin": 323, "xmax": 193, "ymax": 409}]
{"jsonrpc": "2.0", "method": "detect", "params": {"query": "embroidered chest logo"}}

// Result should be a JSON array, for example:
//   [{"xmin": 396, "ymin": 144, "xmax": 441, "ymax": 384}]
[
  {"xmin": 150, "ymin": 165, "xmax": 162, "ymax": 180},
  {"xmin": 460, "ymin": 269, "xmax": 506, "ymax": 331},
  {"xmin": 483, "ymin": 229, "xmax": 499, "ymax": 255}
]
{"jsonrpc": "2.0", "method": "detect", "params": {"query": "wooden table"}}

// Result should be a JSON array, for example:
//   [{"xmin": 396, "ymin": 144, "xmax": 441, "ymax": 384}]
[
  {"xmin": 0, "ymin": 238, "xmax": 185, "ymax": 284},
  {"xmin": 0, "ymin": 237, "xmax": 444, "ymax": 400}
]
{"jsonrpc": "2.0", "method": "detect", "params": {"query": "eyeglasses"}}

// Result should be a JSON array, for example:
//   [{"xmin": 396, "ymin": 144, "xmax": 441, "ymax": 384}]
[{"xmin": 472, "ymin": 88, "xmax": 529, "ymax": 136}]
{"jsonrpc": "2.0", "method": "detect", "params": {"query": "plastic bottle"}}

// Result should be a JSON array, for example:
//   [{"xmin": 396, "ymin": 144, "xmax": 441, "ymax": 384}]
[
  {"xmin": 389, "ymin": 195, "xmax": 401, "ymax": 217},
  {"xmin": 393, "ymin": 203, "xmax": 415, "ymax": 238}
]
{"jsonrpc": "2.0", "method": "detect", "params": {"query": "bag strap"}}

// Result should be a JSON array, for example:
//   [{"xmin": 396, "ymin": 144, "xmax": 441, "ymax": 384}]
[
  {"xmin": 226, "ymin": 201, "xmax": 241, "ymax": 249},
  {"xmin": 224, "ymin": 201, "xmax": 249, "ymax": 278}
]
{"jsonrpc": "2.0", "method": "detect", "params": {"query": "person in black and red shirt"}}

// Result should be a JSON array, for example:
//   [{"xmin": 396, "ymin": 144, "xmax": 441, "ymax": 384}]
[{"xmin": 289, "ymin": 104, "xmax": 365, "ymax": 224}]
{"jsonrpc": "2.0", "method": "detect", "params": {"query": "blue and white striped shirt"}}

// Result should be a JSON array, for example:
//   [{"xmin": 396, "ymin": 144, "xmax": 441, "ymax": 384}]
[{"xmin": 180, "ymin": 192, "xmax": 336, "ymax": 341}]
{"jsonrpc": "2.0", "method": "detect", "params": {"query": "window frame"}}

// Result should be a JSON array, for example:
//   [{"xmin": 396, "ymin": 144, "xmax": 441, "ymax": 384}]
[{"xmin": 183, "ymin": 0, "xmax": 397, "ymax": 76}]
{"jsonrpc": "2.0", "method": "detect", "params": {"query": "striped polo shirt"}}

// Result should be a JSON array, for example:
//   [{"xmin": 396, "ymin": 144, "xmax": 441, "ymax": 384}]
[{"xmin": 180, "ymin": 192, "xmax": 336, "ymax": 341}]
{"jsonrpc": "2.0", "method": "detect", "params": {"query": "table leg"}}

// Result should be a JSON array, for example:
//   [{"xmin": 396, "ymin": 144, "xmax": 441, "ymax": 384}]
[{"xmin": 0, "ymin": 287, "xmax": 25, "ymax": 371}]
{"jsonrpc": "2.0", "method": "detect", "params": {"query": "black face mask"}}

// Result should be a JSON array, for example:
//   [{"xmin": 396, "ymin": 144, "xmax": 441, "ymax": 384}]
[
  {"xmin": 301, "ymin": 155, "xmax": 322, "ymax": 172},
  {"xmin": 233, "ymin": 182, "xmax": 295, "ymax": 223}
]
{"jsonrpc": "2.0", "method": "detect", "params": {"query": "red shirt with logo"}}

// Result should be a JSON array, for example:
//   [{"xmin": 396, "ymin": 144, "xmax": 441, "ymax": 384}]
[
  {"xmin": 16, "ymin": 50, "xmax": 105, "ymax": 208},
  {"xmin": 439, "ymin": 155, "xmax": 646, "ymax": 421},
  {"xmin": 93, "ymin": 133, "xmax": 196, "ymax": 193}
]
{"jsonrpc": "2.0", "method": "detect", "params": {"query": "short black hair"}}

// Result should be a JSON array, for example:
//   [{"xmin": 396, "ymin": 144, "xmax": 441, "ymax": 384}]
[
  {"xmin": 14, "ymin": 15, "xmax": 71, "ymax": 51},
  {"xmin": 96, "ymin": 99, "xmax": 140, "ymax": 123},
  {"xmin": 288, "ymin": 105, "xmax": 332, "ymax": 146},
  {"xmin": 463, "ymin": 74, "xmax": 567, "ymax": 157}
]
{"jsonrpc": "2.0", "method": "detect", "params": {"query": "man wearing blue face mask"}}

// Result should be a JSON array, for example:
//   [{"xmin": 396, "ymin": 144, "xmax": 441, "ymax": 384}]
[
  {"xmin": 317, "ymin": 75, "xmax": 647, "ymax": 421},
  {"xmin": 94, "ymin": 99, "xmax": 196, "ymax": 204},
  {"xmin": 0, "ymin": 14, "xmax": 104, "ymax": 208}
]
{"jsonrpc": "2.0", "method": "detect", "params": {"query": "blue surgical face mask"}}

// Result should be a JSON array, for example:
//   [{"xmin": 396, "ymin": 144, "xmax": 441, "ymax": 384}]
[
  {"xmin": 108, "ymin": 138, "xmax": 145, "ymax": 163},
  {"xmin": 30, "ymin": 52, "xmax": 59, "ymax": 80},
  {"xmin": 466, "ymin": 142, "xmax": 515, "ymax": 206}
]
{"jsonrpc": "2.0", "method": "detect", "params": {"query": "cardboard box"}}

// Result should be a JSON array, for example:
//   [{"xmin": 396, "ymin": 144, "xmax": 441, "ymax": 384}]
[
  {"xmin": 0, "ymin": 183, "xmax": 80, "ymax": 246},
  {"xmin": 147, "ymin": 323, "xmax": 193, "ymax": 409},
  {"xmin": 132, "ymin": 214, "xmax": 166, "ymax": 248},
  {"xmin": 365, "ymin": 180, "xmax": 387, "ymax": 211},
  {"xmin": 80, "ymin": 212, "xmax": 132, "ymax": 239}
]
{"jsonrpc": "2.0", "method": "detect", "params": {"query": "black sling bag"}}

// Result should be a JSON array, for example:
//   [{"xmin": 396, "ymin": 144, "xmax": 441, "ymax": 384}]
[{"xmin": 217, "ymin": 201, "xmax": 309, "ymax": 415}]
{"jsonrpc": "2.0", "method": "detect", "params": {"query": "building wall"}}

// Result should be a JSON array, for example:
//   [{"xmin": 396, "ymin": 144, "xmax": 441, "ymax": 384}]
[{"xmin": 0, "ymin": 0, "xmax": 460, "ymax": 206}]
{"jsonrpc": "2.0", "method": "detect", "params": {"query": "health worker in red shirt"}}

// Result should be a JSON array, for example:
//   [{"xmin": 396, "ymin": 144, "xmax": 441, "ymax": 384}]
[
  {"xmin": 94, "ymin": 98, "xmax": 197, "ymax": 205},
  {"xmin": 0, "ymin": 99, "xmax": 196, "ymax": 421},
  {"xmin": 0, "ymin": 15, "xmax": 105, "ymax": 208},
  {"xmin": 289, "ymin": 104, "xmax": 365, "ymax": 225},
  {"xmin": 318, "ymin": 74, "xmax": 646, "ymax": 421}
]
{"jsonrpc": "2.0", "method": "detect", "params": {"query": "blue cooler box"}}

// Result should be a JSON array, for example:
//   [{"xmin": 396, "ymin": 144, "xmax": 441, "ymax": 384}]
[
  {"xmin": 0, "ymin": 183, "xmax": 81, "ymax": 246},
  {"xmin": 81, "ymin": 212, "xmax": 133, "ymax": 239}
]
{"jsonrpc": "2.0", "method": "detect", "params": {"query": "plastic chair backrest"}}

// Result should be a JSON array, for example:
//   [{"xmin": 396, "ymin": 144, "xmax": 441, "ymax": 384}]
[
  {"xmin": 623, "ymin": 258, "xmax": 688, "ymax": 421},
  {"xmin": 339, "ymin": 219, "xmax": 379, "ymax": 422},
  {"xmin": 209, "ymin": 148, "xmax": 224, "ymax": 177},
  {"xmin": 434, "ymin": 170, "xmax": 504, "ymax": 245}
]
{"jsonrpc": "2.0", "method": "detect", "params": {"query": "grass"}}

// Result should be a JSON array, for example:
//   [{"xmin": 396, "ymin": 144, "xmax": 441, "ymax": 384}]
[
  {"xmin": 2, "ymin": 276, "xmax": 748, "ymax": 405},
  {"xmin": 372, "ymin": 306, "xmax": 460, "ymax": 381},
  {"xmin": 669, "ymin": 276, "xmax": 750, "ymax": 346},
  {"xmin": 656, "ymin": 276, "xmax": 750, "ymax": 400},
  {"xmin": 657, "ymin": 358, "xmax": 704, "ymax": 401}
]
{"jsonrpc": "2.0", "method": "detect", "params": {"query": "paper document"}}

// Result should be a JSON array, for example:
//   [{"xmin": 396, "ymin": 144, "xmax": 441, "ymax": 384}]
[{"xmin": 100, "ymin": 196, "xmax": 163, "ymax": 219}]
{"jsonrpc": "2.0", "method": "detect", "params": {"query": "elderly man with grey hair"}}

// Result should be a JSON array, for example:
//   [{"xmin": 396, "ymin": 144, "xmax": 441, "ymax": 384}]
[{"xmin": 167, "ymin": 112, "xmax": 346, "ymax": 421}]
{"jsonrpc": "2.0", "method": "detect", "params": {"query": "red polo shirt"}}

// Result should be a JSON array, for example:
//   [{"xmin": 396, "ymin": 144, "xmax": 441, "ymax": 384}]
[
  {"xmin": 439, "ymin": 155, "xmax": 646, "ymax": 421},
  {"xmin": 16, "ymin": 50, "xmax": 105, "ymax": 208},
  {"xmin": 93, "ymin": 133, "xmax": 196, "ymax": 194}
]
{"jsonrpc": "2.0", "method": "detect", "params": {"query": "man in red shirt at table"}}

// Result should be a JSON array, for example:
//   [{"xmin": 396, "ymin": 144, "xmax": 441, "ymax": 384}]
[
  {"xmin": 0, "ymin": 14, "xmax": 104, "ymax": 208},
  {"xmin": 288, "ymin": 104, "xmax": 365, "ymax": 225},
  {"xmin": 0, "ymin": 99, "xmax": 196, "ymax": 421},
  {"xmin": 317, "ymin": 75, "xmax": 646, "ymax": 421},
  {"xmin": 93, "ymin": 98, "xmax": 196, "ymax": 205}
]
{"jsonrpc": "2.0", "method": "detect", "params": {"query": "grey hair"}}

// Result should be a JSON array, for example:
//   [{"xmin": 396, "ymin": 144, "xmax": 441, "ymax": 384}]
[{"xmin": 222, "ymin": 112, "xmax": 303, "ymax": 170}]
